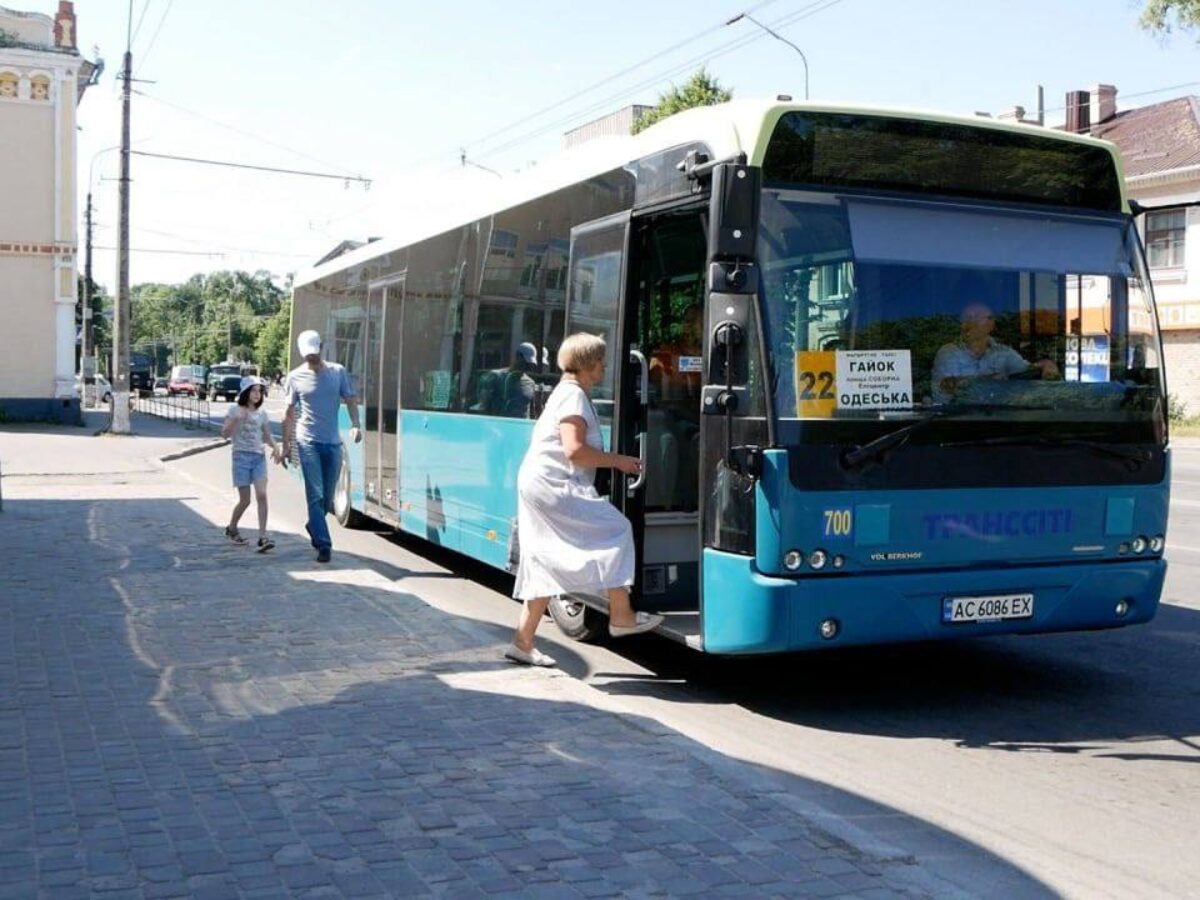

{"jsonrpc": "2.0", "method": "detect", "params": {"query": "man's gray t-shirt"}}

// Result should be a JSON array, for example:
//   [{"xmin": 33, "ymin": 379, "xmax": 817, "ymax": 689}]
[{"xmin": 284, "ymin": 362, "xmax": 355, "ymax": 444}]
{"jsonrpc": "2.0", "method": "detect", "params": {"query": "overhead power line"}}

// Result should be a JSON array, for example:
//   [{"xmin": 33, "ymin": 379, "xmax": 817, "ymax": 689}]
[
  {"xmin": 410, "ymin": 0, "xmax": 843, "ymax": 174},
  {"xmin": 135, "ymin": 0, "xmax": 177, "ymax": 74},
  {"xmin": 313, "ymin": 0, "xmax": 848, "ymax": 230},
  {"xmin": 130, "ymin": 149, "xmax": 372, "ymax": 185},
  {"xmin": 1031, "ymin": 80, "xmax": 1200, "ymax": 118},
  {"xmin": 461, "ymin": 0, "xmax": 789, "ymax": 153},
  {"xmin": 133, "ymin": 88, "xmax": 362, "ymax": 176},
  {"xmin": 129, "ymin": 0, "xmax": 153, "ymax": 50},
  {"xmin": 133, "ymin": 225, "xmax": 315, "ymax": 258},
  {"xmin": 472, "ymin": 0, "xmax": 847, "ymax": 163},
  {"xmin": 94, "ymin": 245, "xmax": 223, "ymax": 256}
]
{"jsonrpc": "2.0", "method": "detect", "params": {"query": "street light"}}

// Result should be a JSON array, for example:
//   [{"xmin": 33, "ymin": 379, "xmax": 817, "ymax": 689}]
[
  {"xmin": 727, "ymin": 12, "xmax": 809, "ymax": 101},
  {"xmin": 79, "ymin": 145, "xmax": 120, "ymax": 408}
]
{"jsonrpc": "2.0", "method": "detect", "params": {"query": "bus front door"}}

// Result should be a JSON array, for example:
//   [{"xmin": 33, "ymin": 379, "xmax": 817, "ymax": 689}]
[
  {"xmin": 563, "ymin": 212, "xmax": 635, "ymax": 611},
  {"xmin": 378, "ymin": 276, "xmax": 404, "ymax": 522},
  {"xmin": 363, "ymin": 285, "xmax": 384, "ymax": 517},
  {"xmin": 628, "ymin": 210, "xmax": 706, "ymax": 626}
]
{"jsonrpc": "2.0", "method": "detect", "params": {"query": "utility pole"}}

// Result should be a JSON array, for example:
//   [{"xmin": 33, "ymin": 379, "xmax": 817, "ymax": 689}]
[
  {"xmin": 80, "ymin": 191, "xmax": 95, "ymax": 408},
  {"xmin": 110, "ymin": 31, "xmax": 133, "ymax": 434},
  {"xmin": 227, "ymin": 282, "xmax": 235, "ymax": 362}
]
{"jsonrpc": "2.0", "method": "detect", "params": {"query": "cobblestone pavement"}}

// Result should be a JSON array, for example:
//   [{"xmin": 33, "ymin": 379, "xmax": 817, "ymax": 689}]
[{"xmin": 0, "ymin": 421, "xmax": 957, "ymax": 898}]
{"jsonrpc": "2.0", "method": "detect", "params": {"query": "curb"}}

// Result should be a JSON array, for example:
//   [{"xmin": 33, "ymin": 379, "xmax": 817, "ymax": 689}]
[{"xmin": 160, "ymin": 438, "xmax": 229, "ymax": 462}]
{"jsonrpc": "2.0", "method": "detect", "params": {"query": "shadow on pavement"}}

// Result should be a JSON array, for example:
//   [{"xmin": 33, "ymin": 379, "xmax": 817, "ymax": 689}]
[
  {"xmin": 0, "ymin": 493, "xmax": 1053, "ymax": 897},
  {"xmin": 591, "ymin": 607, "xmax": 1200, "ymax": 763}
]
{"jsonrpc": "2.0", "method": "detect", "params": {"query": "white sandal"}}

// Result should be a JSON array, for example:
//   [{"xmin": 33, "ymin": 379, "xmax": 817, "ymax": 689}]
[
  {"xmin": 504, "ymin": 643, "xmax": 557, "ymax": 667},
  {"xmin": 608, "ymin": 612, "xmax": 664, "ymax": 638}
]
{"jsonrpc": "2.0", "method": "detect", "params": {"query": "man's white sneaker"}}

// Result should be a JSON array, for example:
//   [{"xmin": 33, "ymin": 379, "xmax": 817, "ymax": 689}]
[
  {"xmin": 504, "ymin": 643, "xmax": 557, "ymax": 667},
  {"xmin": 608, "ymin": 612, "xmax": 664, "ymax": 638}
]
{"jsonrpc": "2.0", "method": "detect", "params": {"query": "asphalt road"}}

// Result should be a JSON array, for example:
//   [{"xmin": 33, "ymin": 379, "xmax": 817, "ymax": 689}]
[{"xmin": 171, "ymin": 438, "xmax": 1200, "ymax": 899}]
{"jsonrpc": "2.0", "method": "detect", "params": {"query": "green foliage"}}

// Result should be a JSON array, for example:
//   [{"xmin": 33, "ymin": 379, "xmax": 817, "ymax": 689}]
[
  {"xmin": 1140, "ymin": 0, "xmax": 1200, "ymax": 35},
  {"xmin": 632, "ymin": 68, "xmax": 733, "ymax": 134},
  {"xmin": 1168, "ymin": 393, "xmax": 1191, "ymax": 423},
  {"xmin": 126, "ymin": 269, "xmax": 287, "ymax": 374},
  {"xmin": 76, "ymin": 275, "xmax": 114, "ymax": 376},
  {"xmin": 254, "ymin": 300, "xmax": 292, "ymax": 377}
]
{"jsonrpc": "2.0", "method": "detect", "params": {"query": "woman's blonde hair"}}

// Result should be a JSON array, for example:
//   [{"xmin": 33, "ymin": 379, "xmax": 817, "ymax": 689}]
[{"xmin": 557, "ymin": 332, "xmax": 607, "ymax": 374}]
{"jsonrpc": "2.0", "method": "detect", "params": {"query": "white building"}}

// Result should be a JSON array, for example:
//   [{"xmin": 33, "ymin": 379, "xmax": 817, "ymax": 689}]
[
  {"xmin": 0, "ymin": 2, "xmax": 95, "ymax": 422},
  {"xmin": 1066, "ymin": 86, "xmax": 1200, "ymax": 409}
]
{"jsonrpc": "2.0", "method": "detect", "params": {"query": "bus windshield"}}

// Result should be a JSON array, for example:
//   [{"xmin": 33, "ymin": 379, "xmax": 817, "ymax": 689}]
[{"xmin": 757, "ymin": 190, "xmax": 1166, "ymax": 446}]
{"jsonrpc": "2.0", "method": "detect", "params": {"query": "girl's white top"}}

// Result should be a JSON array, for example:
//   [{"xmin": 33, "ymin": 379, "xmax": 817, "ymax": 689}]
[{"xmin": 226, "ymin": 407, "xmax": 268, "ymax": 455}]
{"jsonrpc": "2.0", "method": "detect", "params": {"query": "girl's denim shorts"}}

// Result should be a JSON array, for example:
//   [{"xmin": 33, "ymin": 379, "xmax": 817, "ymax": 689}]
[{"xmin": 232, "ymin": 450, "xmax": 267, "ymax": 487}]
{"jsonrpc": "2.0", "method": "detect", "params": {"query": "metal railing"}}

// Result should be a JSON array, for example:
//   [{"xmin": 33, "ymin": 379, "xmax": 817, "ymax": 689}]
[{"xmin": 135, "ymin": 393, "xmax": 217, "ymax": 430}]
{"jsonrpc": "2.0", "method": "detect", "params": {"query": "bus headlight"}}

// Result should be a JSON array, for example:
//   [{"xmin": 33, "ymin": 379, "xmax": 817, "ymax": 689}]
[
  {"xmin": 809, "ymin": 550, "xmax": 828, "ymax": 570},
  {"xmin": 1130, "ymin": 536, "xmax": 1147, "ymax": 554},
  {"xmin": 832, "ymin": 555, "xmax": 845, "ymax": 569},
  {"xmin": 1115, "ymin": 599, "xmax": 1130, "ymax": 617},
  {"xmin": 1149, "ymin": 535, "xmax": 1165, "ymax": 553},
  {"xmin": 783, "ymin": 550, "xmax": 804, "ymax": 571},
  {"xmin": 819, "ymin": 618, "xmax": 839, "ymax": 640}
]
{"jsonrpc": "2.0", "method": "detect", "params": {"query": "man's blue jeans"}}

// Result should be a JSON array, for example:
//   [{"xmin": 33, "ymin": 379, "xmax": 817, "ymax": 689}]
[{"xmin": 297, "ymin": 441, "xmax": 341, "ymax": 552}]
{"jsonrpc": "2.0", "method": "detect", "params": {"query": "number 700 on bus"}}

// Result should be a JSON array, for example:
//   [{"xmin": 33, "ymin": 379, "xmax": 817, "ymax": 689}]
[{"xmin": 823, "ymin": 508, "xmax": 853, "ymax": 537}]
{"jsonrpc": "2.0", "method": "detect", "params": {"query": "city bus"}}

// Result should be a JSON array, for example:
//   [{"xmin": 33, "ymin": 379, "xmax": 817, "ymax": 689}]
[{"xmin": 290, "ymin": 100, "xmax": 1168, "ymax": 654}]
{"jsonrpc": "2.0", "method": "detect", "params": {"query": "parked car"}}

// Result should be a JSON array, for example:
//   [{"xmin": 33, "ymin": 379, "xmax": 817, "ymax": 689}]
[
  {"xmin": 74, "ymin": 373, "xmax": 113, "ymax": 403},
  {"xmin": 152, "ymin": 376, "xmax": 169, "ymax": 396},
  {"xmin": 167, "ymin": 377, "xmax": 196, "ymax": 397},
  {"xmin": 168, "ymin": 365, "xmax": 207, "ymax": 398}
]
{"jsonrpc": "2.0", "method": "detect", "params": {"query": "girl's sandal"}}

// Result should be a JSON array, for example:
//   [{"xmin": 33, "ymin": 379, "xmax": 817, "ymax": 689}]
[
  {"xmin": 256, "ymin": 536, "xmax": 275, "ymax": 553},
  {"xmin": 224, "ymin": 525, "xmax": 247, "ymax": 544}
]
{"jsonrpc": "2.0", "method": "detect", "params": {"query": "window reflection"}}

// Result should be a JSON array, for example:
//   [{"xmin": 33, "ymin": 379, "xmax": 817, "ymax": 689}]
[{"xmin": 759, "ymin": 191, "xmax": 1165, "ymax": 435}]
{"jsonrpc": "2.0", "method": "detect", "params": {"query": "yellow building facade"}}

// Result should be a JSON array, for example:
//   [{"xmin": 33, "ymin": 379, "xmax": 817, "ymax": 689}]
[{"xmin": 0, "ymin": 2, "xmax": 93, "ymax": 422}]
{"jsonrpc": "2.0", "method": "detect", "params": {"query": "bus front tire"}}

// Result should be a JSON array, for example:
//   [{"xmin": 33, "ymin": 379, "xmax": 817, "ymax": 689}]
[
  {"xmin": 334, "ymin": 450, "xmax": 367, "ymax": 529},
  {"xmin": 549, "ymin": 594, "xmax": 606, "ymax": 642}
]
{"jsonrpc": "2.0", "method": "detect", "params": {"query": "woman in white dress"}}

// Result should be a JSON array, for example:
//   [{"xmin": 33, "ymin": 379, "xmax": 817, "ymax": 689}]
[{"xmin": 506, "ymin": 333, "xmax": 664, "ymax": 667}]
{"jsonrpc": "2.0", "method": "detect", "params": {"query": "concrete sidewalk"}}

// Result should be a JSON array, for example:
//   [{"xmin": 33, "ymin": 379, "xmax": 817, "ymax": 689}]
[{"xmin": 0, "ymin": 417, "xmax": 959, "ymax": 898}]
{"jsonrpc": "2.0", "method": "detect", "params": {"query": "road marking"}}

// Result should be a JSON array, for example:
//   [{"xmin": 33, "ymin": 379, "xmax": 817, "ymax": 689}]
[
  {"xmin": 1166, "ymin": 543, "xmax": 1200, "ymax": 555},
  {"xmin": 1170, "ymin": 498, "xmax": 1200, "ymax": 508}
]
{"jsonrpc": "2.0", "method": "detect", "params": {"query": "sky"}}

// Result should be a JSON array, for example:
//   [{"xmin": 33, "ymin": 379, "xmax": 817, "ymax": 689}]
[{"xmin": 41, "ymin": 0, "xmax": 1200, "ymax": 288}]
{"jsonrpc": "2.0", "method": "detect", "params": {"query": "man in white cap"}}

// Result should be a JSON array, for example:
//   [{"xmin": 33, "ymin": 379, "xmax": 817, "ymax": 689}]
[{"xmin": 281, "ymin": 329, "xmax": 362, "ymax": 563}]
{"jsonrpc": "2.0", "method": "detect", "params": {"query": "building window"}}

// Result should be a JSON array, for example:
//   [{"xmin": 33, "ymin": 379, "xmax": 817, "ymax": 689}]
[{"xmin": 1146, "ymin": 209, "xmax": 1186, "ymax": 269}]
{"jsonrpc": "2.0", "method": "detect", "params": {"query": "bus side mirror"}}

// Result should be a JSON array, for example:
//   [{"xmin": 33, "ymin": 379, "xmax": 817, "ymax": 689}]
[
  {"xmin": 703, "ymin": 162, "xmax": 760, "ymax": 419},
  {"xmin": 708, "ymin": 164, "xmax": 761, "ymax": 261}
]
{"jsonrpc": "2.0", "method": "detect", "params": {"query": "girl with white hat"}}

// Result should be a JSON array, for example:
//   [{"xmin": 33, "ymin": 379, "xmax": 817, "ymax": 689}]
[{"xmin": 220, "ymin": 375, "xmax": 282, "ymax": 552}]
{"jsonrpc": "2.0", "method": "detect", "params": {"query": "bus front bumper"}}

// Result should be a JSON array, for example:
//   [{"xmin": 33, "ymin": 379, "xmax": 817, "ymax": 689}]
[{"xmin": 701, "ymin": 549, "xmax": 1166, "ymax": 655}]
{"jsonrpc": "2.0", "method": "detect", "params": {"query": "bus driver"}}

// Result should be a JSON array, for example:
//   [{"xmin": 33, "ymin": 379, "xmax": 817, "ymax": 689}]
[{"xmin": 932, "ymin": 302, "xmax": 1060, "ymax": 403}]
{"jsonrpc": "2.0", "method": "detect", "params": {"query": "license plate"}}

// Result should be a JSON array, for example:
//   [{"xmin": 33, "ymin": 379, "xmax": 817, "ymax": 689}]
[{"xmin": 942, "ymin": 593, "xmax": 1034, "ymax": 623}]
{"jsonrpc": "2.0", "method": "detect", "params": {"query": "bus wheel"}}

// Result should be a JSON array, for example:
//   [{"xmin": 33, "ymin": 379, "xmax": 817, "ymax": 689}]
[
  {"xmin": 334, "ymin": 451, "xmax": 367, "ymax": 529},
  {"xmin": 549, "ymin": 594, "xmax": 606, "ymax": 642}
]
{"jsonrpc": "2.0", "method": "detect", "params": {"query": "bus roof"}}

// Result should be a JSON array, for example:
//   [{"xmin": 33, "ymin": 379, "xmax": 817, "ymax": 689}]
[{"xmin": 294, "ymin": 98, "xmax": 1125, "ymax": 290}]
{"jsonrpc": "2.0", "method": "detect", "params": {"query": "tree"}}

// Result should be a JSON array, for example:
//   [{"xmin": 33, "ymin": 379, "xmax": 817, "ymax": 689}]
[
  {"xmin": 631, "ymin": 68, "xmax": 733, "ymax": 135},
  {"xmin": 1140, "ymin": 0, "xmax": 1200, "ymax": 36},
  {"xmin": 127, "ymin": 269, "xmax": 287, "ymax": 373},
  {"xmin": 254, "ymin": 300, "xmax": 292, "ymax": 377}
]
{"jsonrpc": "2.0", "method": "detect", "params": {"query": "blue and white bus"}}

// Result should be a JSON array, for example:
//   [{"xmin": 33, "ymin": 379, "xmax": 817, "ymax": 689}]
[{"xmin": 291, "ymin": 100, "xmax": 1168, "ymax": 654}]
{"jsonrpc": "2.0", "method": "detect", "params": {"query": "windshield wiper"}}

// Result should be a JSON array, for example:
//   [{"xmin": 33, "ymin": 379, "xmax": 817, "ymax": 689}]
[
  {"xmin": 938, "ymin": 434, "xmax": 1153, "ymax": 469},
  {"xmin": 840, "ymin": 404, "xmax": 1052, "ymax": 471}
]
